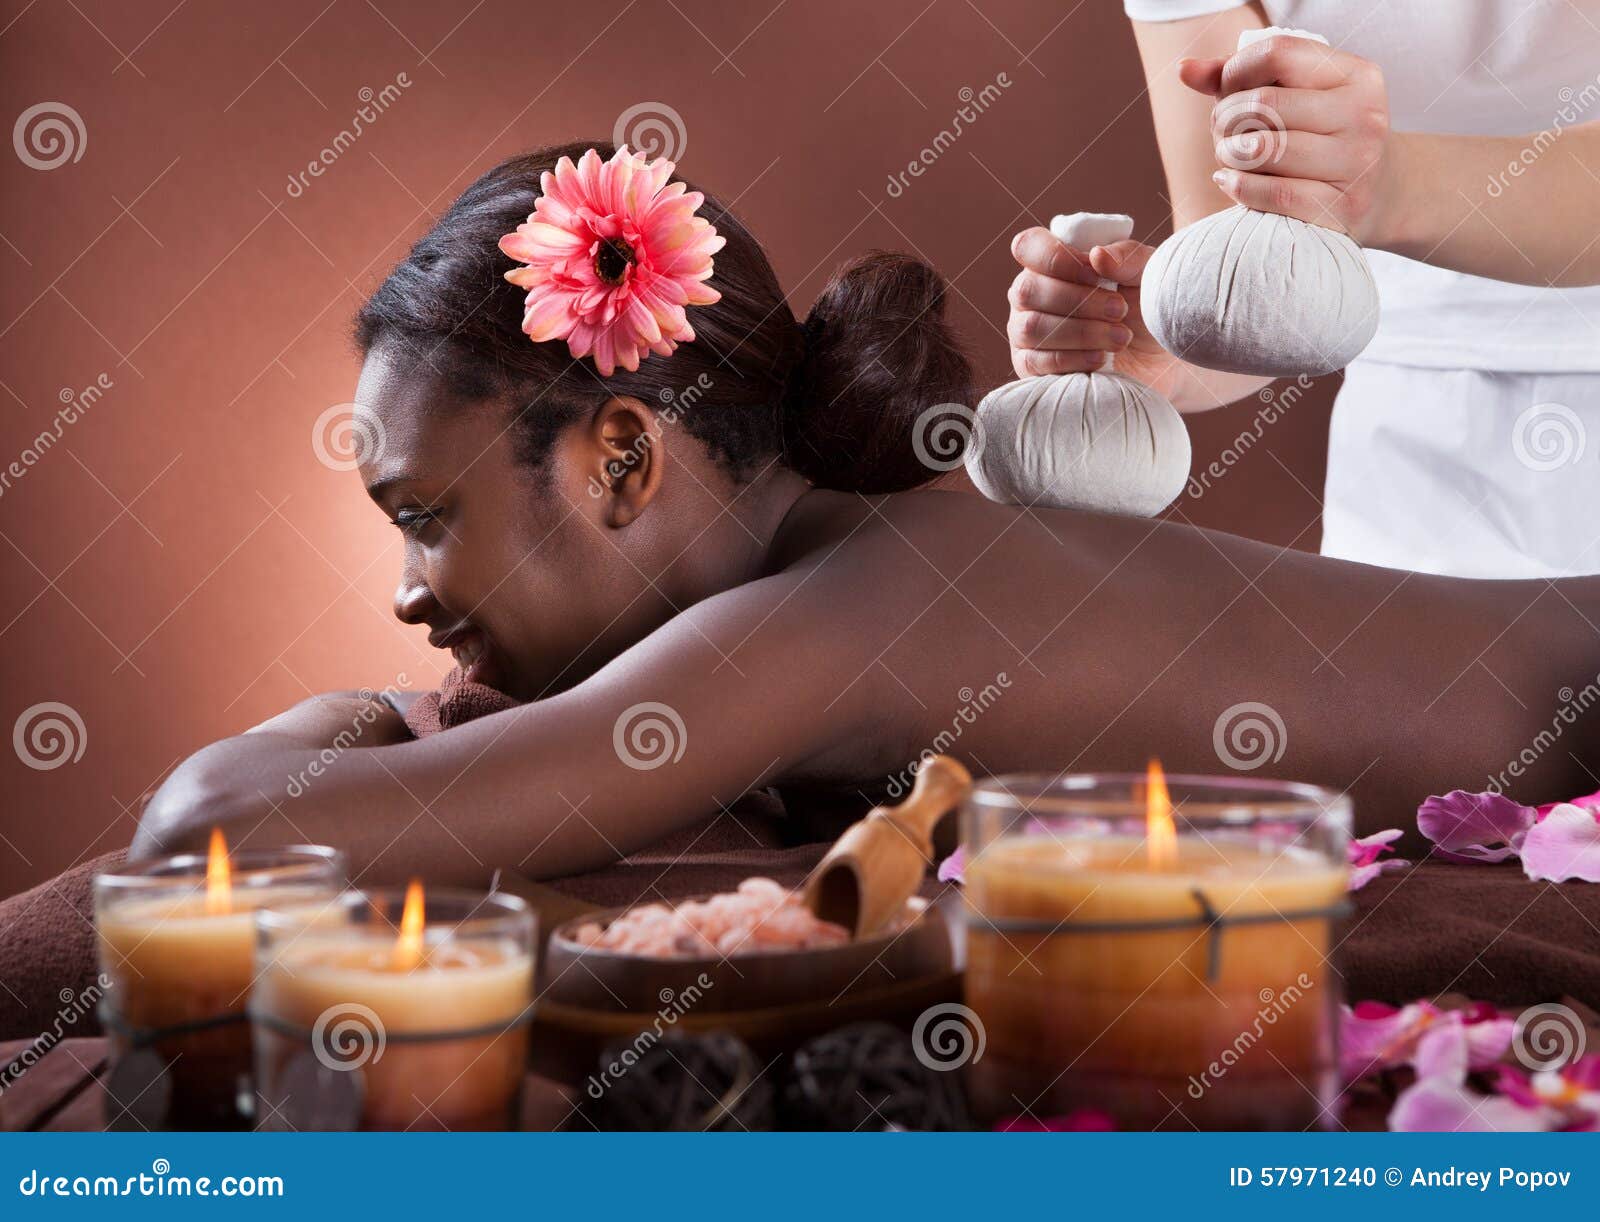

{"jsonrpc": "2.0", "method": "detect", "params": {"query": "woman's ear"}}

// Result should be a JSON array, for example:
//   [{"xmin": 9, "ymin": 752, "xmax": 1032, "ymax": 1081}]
[{"xmin": 588, "ymin": 396, "xmax": 664, "ymax": 528}]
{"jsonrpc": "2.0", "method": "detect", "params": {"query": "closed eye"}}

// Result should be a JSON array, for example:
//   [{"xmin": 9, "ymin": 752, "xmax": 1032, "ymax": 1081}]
[{"xmin": 391, "ymin": 507, "xmax": 441, "ymax": 536}]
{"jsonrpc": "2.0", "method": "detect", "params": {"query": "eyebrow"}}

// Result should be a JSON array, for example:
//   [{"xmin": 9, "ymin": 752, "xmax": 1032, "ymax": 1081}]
[{"xmin": 364, "ymin": 473, "xmax": 423, "ymax": 501}]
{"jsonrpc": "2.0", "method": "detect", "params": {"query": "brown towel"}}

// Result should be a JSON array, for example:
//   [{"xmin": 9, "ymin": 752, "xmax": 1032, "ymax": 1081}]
[
  {"xmin": 0, "ymin": 849, "xmax": 123, "ymax": 1043},
  {"xmin": 402, "ymin": 666, "xmax": 520, "ymax": 737},
  {"xmin": 1338, "ymin": 859, "xmax": 1600, "ymax": 1009}
]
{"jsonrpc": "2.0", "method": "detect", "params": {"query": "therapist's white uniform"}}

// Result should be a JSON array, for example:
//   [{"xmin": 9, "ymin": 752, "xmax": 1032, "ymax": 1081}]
[{"xmin": 1126, "ymin": 0, "xmax": 1600, "ymax": 578}]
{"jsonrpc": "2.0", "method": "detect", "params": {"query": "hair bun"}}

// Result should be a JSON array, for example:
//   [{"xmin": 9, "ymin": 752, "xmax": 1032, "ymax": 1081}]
[{"xmin": 781, "ymin": 252, "xmax": 972, "ymax": 493}]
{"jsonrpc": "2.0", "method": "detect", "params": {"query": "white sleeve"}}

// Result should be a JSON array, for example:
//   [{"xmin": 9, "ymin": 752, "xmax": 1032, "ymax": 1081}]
[{"xmin": 1123, "ymin": 0, "xmax": 1246, "ymax": 20}]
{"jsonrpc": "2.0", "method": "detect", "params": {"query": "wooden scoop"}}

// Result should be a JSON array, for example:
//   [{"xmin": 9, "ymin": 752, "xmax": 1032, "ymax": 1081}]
[{"xmin": 803, "ymin": 755, "xmax": 973, "ymax": 940}]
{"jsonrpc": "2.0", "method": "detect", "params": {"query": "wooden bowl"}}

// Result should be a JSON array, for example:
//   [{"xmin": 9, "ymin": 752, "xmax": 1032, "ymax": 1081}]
[{"xmin": 531, "ymin": 897, "xmax": 957, "ymax": 1085}]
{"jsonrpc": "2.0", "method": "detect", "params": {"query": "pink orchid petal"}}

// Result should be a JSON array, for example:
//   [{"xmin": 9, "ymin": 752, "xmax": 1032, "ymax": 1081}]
[
  {"xmin": 1389, "ymin": 1078, "xmax": 1552, "ymax": 1132},
  {"xmin": 1339, "ymin": 1001, "xmax": 1438, "ymax": 1080},
  {"xmin": 1520, "ymin": 803, "xmax": 1600, "ymax": 882},
  {"xmin": 1347, "ymin": 828, "xmax": 1409, "ymax": 890},
  {"xmin": 1417, "ymin": 790, "xmax": 1536, "ymax": 863},
  {"xmin": 1536, "ymin": 789, "xmax": 1600, "ymax": 817},
  {"xmin": 937, "ymin": 845, "xmax": 966, "ymax": 885},
  {"xmin": 1462, "ymin": 1016, "xmax": 1515, "ymax": 1069},
  {"xmin": 1414, "ymin": 1023, "xmax": 1470, "ymax": 1083},
  {"xmin": 1349, "ymin": 859, "xmax": 1406, "ymax": 890}
]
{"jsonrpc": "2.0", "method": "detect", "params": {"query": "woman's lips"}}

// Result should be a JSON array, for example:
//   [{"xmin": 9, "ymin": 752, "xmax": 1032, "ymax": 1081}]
[{"xmin": 434, "ymin": 628, "xmax": 499, "ymax": 687}]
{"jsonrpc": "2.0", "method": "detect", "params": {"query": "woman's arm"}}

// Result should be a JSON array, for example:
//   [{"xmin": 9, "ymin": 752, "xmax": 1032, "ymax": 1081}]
[
  {"xmin": 1358, "ymin": 127, "xmax": 1600, "ymax": 287},
  {"xmin": 1187, "ymin": 33, "xmax": 1600, "ymax": 286},
  {"xmin": 132, "ymin": 690, "xmax": 416, "ymax": 859},
  {"xmin": 132, "ymin": 568, "xmax": 895, "ymax": 887}
]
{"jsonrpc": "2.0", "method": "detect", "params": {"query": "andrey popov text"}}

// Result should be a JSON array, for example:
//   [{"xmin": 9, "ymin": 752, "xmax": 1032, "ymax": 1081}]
[{"xmin": 1229, "ymin": 1166, "xmax": 1573, "ymax": 1192}]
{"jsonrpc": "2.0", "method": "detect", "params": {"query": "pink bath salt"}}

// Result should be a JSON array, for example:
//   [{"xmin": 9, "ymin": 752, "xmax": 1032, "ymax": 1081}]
[
  {"xmin": 737, "ymin": 876, "xmax": 787, "ymax": 902},
  {"xmin": 579, "ymin": 880, "xmax": 851, "ymax": 957}
]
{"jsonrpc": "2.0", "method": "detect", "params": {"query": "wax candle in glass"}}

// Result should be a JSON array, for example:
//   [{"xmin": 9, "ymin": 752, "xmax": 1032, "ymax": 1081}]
[
  {"xmin": 94, "ymin": 836, "xmax": 345, "ymax": 1129},
  {"xmin": 252, "ymin": 882, "xmax": 535, "ymax": 1131},
  {"xmin": 961, "ymin": 764, "xmax": 1349, "ymax": 1130}
]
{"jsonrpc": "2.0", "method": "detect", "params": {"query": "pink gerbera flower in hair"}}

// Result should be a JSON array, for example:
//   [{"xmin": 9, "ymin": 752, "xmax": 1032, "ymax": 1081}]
[{"xmin": 498, "ymin": 146, "xmax": 725, "ymax": 376}]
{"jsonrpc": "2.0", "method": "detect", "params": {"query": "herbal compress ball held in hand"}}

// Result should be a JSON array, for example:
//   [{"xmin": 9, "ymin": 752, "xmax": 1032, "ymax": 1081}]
[
  {"xmin": 1138, "ymin": 28, "xmax": 1381, "ymax": 377},
  {"xmin": 967, "ymin": 213, "xmax": 1191, "ymax": 517}
]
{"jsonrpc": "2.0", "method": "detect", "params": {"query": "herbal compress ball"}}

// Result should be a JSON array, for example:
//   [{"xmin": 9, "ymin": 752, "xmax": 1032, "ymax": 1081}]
[
  {"xmin": 1138, "ymin": 29, "xmax": 1381, "ymax": 377},
  {"xmin": 967, "ymin": 212, "xmax": 1191, "ymax": 516}
]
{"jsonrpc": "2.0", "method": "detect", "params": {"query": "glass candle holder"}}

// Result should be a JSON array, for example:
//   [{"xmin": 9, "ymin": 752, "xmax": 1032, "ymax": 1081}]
[
  {"xmin": 251, "ymin": 887, "xmax": 536, "ymax": 1132},
  {"xmin": 961, "ymin": 773, "xmax": 1350, "ymax": 1131},
  {"xmin": 94, "ymin": 844, "xmax": 345, "ymax": 1129}
]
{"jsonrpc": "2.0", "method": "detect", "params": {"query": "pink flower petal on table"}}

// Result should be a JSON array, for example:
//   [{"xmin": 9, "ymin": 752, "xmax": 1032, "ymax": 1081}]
[
  {"xmin": 1348, "ymin": 828, "xmax": 1409, "ymax": 890},
  {"xmin": 1461, "ymin": 1015, "xmax": 1516, "ymax": 1069},
  {"xmin": 936, "ymin": 845, "xmax": 965, "ymax": 885},
  {"xmin": 1349, "ymin": 859, "xmax": 1407, "ymax": 890},
  {"xmin": 1340, "ymin": 1000, "xmax": 1437, "ymax": 1080},
  {"xmin": 1417, "ymin": 790, "xmax": 1536, "ymax": 863},
  {"xmin": 1413, "ymin": 1022, "xmax": 1471, "ymax": 1081},
  {"xmin": 1537, "ymin": 788, "xmax": 1600, "ymax": 817},
  {"xmin": 1389, "ymin": 1077, "xmax": 1552, "ymax": 1133},
  {"xmin": 1520, "ymin": 803, "xmax": 1600, "ymax": 882}
]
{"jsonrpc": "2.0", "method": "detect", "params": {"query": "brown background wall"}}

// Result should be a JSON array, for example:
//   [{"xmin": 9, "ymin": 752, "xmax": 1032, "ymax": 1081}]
[{"xmin": 0, "ymin": 0, "xmax": 1336, "ymax": 895}]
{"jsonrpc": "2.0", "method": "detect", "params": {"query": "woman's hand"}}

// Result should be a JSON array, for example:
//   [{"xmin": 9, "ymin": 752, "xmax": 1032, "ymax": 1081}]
[
  {"xmin": 131, "ymin": 689, "xmax": 415, "ymax": 859},
  {"xmin": 1178, "ymin": 35, "xmax": 1400, "ymax": 244},
  {"xmin": 1006, "ymin": 231, "xmax": 1170, "ymax": 385}
]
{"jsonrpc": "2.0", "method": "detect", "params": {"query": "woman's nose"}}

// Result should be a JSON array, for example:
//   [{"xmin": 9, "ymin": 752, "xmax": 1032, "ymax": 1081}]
[{"xmin": 393, "ymin": 573, "xmax": 437, "ymax": 625}]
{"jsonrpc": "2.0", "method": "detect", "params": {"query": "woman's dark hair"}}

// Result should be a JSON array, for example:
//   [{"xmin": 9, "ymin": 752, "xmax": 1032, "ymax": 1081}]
[{"xmin": 355, "ymin": 141, "xmax": 971, "ymax": 493}]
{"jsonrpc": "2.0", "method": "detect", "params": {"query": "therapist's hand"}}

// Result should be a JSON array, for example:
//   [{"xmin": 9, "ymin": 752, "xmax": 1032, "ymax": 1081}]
[
  {"xmin": 1179, "ymin": 35, "xmax": 1399, "ymax": 244},
  {"xmin": 1006, "ymin": 231, "xmax": 1171, "ymax": 384}
]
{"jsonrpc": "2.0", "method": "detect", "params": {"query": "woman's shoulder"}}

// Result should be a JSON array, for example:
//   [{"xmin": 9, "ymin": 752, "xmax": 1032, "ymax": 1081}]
[{"xmin": 772, "ymin": 485, "xmax": 1111, "ymax": 582}]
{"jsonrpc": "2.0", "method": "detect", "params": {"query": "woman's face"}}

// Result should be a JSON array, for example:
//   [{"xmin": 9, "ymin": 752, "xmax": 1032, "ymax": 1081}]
[{"xmin": 353, "ymin": 346, "xmax": 674, "ymax": 702}]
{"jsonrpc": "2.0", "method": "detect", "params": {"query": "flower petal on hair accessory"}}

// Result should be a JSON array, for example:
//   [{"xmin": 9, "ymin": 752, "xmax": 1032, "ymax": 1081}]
[{"xmin": 498, "ymin": 146, "xmax": 725, "ymax": 377}]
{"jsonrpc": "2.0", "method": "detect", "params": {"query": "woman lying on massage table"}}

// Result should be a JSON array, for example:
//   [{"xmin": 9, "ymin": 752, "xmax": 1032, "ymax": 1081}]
[{"xmin": 133, "ymin": 143, "xmax": 1600, "ymax": 886}]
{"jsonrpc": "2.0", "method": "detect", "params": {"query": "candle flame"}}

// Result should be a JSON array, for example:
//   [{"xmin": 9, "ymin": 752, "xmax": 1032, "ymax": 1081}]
[
  {"xmin": 1145, "ymin": 759, "xmax": 1176, "ymax": 870},
  {"xmin": 204, "ymin": 827, "xmax": 232, "ymax": 915},
  {"xmin": 392, "ymin": 878, "xmax": 426, "ymax": 970}
]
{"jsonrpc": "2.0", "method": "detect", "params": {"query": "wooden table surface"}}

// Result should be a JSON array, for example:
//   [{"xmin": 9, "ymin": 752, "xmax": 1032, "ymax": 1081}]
[{"xmin": 0, "ymin": 1038, "xmax": 579, "ymax": 1132}]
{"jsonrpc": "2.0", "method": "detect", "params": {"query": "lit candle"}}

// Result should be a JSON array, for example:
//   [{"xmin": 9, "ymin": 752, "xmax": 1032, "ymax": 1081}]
[
  {"xmin": 94, "ymin": 835, "xmax": 345, "ymax": 1128},
  {"xmin": 252, "ymin": 882, "xmax": 535, "ymax": 1131},
  {"xmin": 962, "ymin": 764, "xmax": 1348, "ymax": 1130}
]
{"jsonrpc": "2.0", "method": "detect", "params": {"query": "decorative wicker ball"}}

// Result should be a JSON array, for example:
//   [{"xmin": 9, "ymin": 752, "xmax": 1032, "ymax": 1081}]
[
  {"xmin": 579, "ymin": 1030, "xmax": 775, "ymax": 1132},
  {"xmin": 783, "ymin": 1022, "xmax": 970, "ymax": 1131}
]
